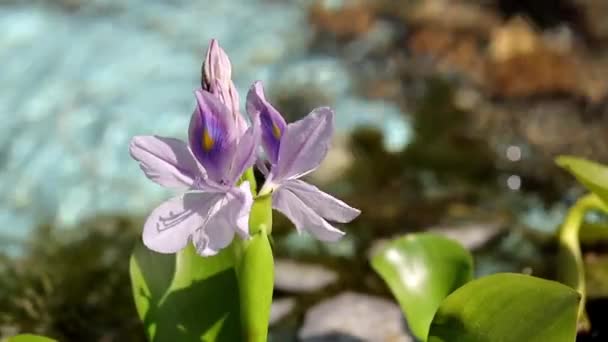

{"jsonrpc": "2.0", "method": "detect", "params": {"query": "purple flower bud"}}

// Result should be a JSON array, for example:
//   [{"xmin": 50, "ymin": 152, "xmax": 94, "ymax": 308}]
[
  {"xmin": 201, "ymin": 39, "xmax": 247, "ymax": 135},
  {"xmin": 202, "ymin": 39, "xmax": 231, "ymax": 92}
]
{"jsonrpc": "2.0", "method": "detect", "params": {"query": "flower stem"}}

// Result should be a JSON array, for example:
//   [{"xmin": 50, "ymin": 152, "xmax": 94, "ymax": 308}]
[
  {"xmin": 558, "ymin": 193, "xmax": 608, "ymax": 331},
  {"xmin": 235, "ymin": 195, "xmax": 274, "ymax": 342}
]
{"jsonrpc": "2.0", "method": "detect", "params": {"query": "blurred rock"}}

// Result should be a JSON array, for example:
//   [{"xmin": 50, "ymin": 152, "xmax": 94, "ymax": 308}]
[
  {"xmin": 309, "ymin": 134, "xmax": 353, "ymax": 185},
  {"xmin": 404, "ymin": 0, "xmax": 501, "ymax": 33},
  {"xmin": 409, "ymin": 28, "xmax": 485, "ymax": 84},
  {"xmin": 309, "ymin": 0, "xmax": 375, "ymax": 40},
  {"xmin": 299, "ymin": 292, "xmax": 413, "ymax": 341},
  {"xmin": 408, "ymin": 15, "xmax": 608, "ymax": 102},
  {"xmin": 270, "ymin": 297, "xmax": 297, "ymax": 326},
  {"xmin": 576, "ymin": 0, "xmax": 608, "ymax": 42},
  {"xmin": 428, "ymin": 221, "xmax": 506, "ymax": 250},
  {"xmin": 274, "ymin": 259, "xmax": 338, "ymax": 293},
  {"xmin": 584, "ymin": 253, "xmax": 608, "ymax": 298},
  {"xmin": 485, "ymin": 18, "xmax": 592, "ymax": 99}
]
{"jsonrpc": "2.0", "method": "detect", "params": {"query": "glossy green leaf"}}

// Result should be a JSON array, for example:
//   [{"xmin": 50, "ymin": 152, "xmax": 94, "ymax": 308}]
[
  {"xmin": 428, "ymin": 273, "xmax": 580, "ymax": 342},
  {"xmin": 6, "ymin": 334, "xmax": 57, "ymax": 342},
  {"xmin": 556, "ymin": 156, "xmax": 608, "ymax": 205},
  {"xmin": 235, "ymin": 194, "xmax": 274, "ymax": 342},
  {"xmin": 371, "ymin": 233, "xmax": 474, "ymax": 341},
  {"xmin": 130, "ymin": 241, "xmax": 241, "ymax": 341}
]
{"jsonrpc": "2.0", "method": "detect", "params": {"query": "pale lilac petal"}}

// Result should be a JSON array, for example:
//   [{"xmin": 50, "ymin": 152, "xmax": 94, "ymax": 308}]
[
  {"xmin": 227, "ymin": 112, "xmax": 261, "ymax": 184},
  {"xmin": 129, "ymin": 135, "xmax": 200, "ymax": 190},
  {"xmin": 228, "ymin": 82, "xmax": 247, "ymax": 134},
  {"xmin": 256, "ymin": 156, "xmax": 270, "ymax": 176},
  {"xmin": 189, "ymin": 89, "xmax": 237, "ymax": 184},
  {"xmin": 273, "ymin": 186, "xmax": 345, "ymax": 241},
  {"xmin": 193, "ymin": 182, "xmax": 253, "ymax": 256},
  {"xmin": 142, "ymin": 191, "xmax": 224, "ymax": 253},
  {"xmin": 274, "ymin": 107, "xmax": 334, "ymax": 181},
  {"xmin": 246, "ymin": 81, "xmax": 287, "ymax": 165},
  {"xmin": 282, "ymin": 179, "xmax": 360, "ymax": 223}
]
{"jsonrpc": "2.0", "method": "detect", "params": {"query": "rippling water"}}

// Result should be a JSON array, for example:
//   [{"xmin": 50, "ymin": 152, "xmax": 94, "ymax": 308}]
[{"xmin": 0, "ymin": 0, "xmax": 410, "ymax": 255}]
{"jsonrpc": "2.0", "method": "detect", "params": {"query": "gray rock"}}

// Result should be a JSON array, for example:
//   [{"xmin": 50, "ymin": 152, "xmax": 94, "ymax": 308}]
[
  {"xmin": 428, "ymin": 221, "xmax": 506, "ymax": 251},
  {"xmin": 274, "ymin": 259, "xmax": 338, "ymax": 293},
  {"xmin": 270, "ymin": 297, "xmax": 296, "ymax": 326},
  {"xmin": 299, "ymin": 292, "xmax": 413, "ymax": 342}
]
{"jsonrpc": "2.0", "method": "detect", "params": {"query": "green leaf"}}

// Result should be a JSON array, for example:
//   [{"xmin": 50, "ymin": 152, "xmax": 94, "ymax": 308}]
[
  {"xmin": 5, "ymin": 334, "xmax": 57, "ymax": 342},
  {"xmin": 130, "ymin": 241, "xmax": 241, "ymax": 341},
  {"xmin": 556, "ymin": 156, "xmax": 608, "ymax": 205},
  {"xmin": 428, "ymin": 273, "xmax": 580, "ymax": 342},
  {"xmin": 235, "ymin": 194, "xmax": 274, "ymax": 342},
  {"xmin": 371, "ymin": 233, "xmax": 474, "ymax": 341}
]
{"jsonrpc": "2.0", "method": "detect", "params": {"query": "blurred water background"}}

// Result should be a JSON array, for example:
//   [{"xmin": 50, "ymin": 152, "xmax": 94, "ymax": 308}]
[{"xmin": 2, "ymin": 0, "xmax": 608, "ymax": 340}]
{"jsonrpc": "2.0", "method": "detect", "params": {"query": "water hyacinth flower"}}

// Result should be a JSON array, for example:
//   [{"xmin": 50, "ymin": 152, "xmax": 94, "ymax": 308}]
[
  {"xmin": 129, "ymin": 89, "xmax": 259, "ymax": 256},
  {"xmin": 246, "ymin": 81, "xmax": 361, "ymax": 241}
]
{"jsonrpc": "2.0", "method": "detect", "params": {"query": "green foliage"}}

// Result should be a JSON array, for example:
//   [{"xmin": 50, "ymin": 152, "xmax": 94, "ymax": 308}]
[
  {"xmin": 235, "ymin": 195, "xmax": 274, "ymax": 342},
  {"xmin": 235, "ymin": 233, "xmax": 273, "ymax": 342},
  {"xmin": 428, "ymin": 273, "xmax": 580, "ymax": 342},
  {"xmin": 555, "ymin": 194, "xmax": 607, "ymax": 331},
  {"xmin": 556, "ymin": 156, "xmax": 608, "ymax": 206},
  {"xmin": 130, "ymin": 241, "xmax": 241, "ymax": 341},
  {"xmin": 371, "ymin": 233, "xmax": 473, "ymax": 340},
  {"xmin": 129, "ymin": 195, "xmax": 275, "ymax": 342},
  {"xmin": 0, "ymin": 216, "xmax": 145, "ymax": 341},
  {"xmin": 555, "ymin": 156, "xmax": 608, "ymax": 331},
  {"xmin": 6, "ymin": 334, "xmax": 57, "ymax": 342},
  {"xmin": 5, "ymin": 334, "xmax": 56, "ymax": 342},
  {"xmin": 373, "ymin": 233, "xmax": 580, "ymax": 341}
]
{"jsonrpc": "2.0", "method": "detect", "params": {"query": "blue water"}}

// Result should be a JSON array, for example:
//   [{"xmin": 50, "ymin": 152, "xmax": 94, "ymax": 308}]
[{"xmin": 0, "ymin": 0, "xmax": 410, "ymax": 255}]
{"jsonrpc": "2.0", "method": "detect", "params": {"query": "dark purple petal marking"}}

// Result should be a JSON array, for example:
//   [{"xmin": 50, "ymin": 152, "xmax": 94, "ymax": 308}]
[{"xmin": 189, "ymin": 89, "xmax": 238, "ymax": 184}]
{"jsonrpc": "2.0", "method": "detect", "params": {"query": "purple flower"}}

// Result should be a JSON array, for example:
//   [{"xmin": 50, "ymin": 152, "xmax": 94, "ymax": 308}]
[
  {"xmin": 130, "ymin": 89, "xmax": 260, "ymax": 256},
  {"xmin": 202, "ymin": 39, "xmax": 246, "ymax": 134},
  {"xmin": 246, "ymin": 81, "xmax": 361, "ymax": 241}
]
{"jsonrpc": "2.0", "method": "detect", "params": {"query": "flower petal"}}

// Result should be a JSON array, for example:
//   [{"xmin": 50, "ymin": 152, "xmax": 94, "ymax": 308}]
[
  {"xmin": 189, "ymin": 89, "xmax": 238, "ymax": 184},
  {"xmin": 227, "ymin": 111, "xmax": 261, "ymax": 184},
  {"xmin": 246, "ymin": 81, "xmax": 287, "ymax": 165},
  {"xmin": 273, "ymin": 186, "xmax": 345, "ymax": 241},
  {"xmin": 193, "ymin": 182, "xmax": 253, "ymax": 256},
  {"xmin": 274, "ymin": 107, "xmax": 334, "ymax": 181},
  {"xmin": 129, "ymin": 135, "xmax": 200, "ymax": 190},
  {"xmin": 142, "ymin": 191, "xmax": 224, "ymax": 253},
  {"xmin": 282, "ymin": 179, "xmax": 360, "ymax": 223},
  {"xmin": 228, "ymin": 82, "xmax": 247, "ymax": 134}
]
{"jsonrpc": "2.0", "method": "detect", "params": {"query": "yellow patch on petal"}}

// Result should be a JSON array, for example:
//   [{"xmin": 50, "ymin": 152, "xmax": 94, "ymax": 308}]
[
  {"xmin": 272, "ymin": 122, "xmax": 282, "ymax": 139},
  {"xmin": 202, "ymin": 128, "xmax": 214, "ymax": 151}
]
